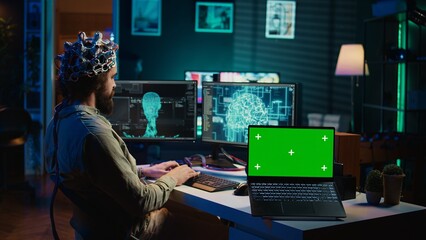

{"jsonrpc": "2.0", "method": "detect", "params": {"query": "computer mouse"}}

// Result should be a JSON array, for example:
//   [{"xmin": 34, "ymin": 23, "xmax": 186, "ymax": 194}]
[{"xmin": 234, "ymin": 182, "xmax": 249, "ymax": 196}]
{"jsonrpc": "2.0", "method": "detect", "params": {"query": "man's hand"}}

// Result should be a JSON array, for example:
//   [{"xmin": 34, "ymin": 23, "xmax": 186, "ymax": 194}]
[
  {"xmin": 140, "ymin": 161, "xmax": 199, "ymax": 185},
  {"xmin": 165, "ymin": 165, "xmax": 200, "ymax": 186},
  {"xmin": 141, "ymin": 161, "xmax": 180, "ymax": 179}
]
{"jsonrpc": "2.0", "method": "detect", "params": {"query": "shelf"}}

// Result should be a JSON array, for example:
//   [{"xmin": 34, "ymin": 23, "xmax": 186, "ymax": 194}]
[
  {"xmin": 362, "ymin": 104, "xmax": 404, "ymax": 112},
  {"xmin": 362, "ymin": 9, "xmax": 426, "ymax": 135},
  {"xmin": 367, "ymin": 59, "xmax": 426, "ymax": 64}
]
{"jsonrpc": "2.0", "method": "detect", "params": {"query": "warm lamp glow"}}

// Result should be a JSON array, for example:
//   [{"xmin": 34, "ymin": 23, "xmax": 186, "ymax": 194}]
[
  {"xmin": 335, "ymin": 44, "xmax": 366, "ymax": 76},
  {"xmin": 334, "ymin": 43, "xmax": 368, "ymax": 133},
  {"xmin": 364, "ymin": 62, "xmax": 370, "ymax": 76}
]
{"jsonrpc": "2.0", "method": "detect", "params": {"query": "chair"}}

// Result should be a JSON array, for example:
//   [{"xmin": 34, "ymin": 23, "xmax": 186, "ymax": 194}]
[
  {"xmin": 307, "ymin": 113, "xmax": 351, "ymax": 132},
  {"xmin": 0, "ymin": 106, "xmax": 32, "ymax": 190},
  {"xmin": 307, "ymin": 113, "xmax": 324, "ymax": 127},
  {"xmin": 323, "ymin": 114, "xmax": 341, "ymax": 131},
  {"xmin": 324, "ymin": 114, "xmax": 351, "ymax": 132}
]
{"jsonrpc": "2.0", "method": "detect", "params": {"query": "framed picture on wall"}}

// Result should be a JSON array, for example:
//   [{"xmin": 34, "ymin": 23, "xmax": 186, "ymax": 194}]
[
  {"xmin": 265, "ymin": 0, "xmax": 296, "ymax": 39},
  {"xmin": 195, "ymin": 2, "xmax": 233, "ymax": 33},
  {"xmin": 132, "ymin": 0, "xmax": 162, "ymax": 36}
]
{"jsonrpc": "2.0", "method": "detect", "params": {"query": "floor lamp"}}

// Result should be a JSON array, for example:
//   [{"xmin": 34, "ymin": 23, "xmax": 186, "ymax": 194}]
[{"xmin": 335, "ymin": 44, "xmax": 367, "ymax": 132}]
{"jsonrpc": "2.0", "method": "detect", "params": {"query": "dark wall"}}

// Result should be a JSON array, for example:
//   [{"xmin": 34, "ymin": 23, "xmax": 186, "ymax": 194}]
[
  {"xmin": 118, "ymin": 0, "xmax": 372, "ymax": 127},
  {"xmin": 0, "ymin": 0, "xmax": 25, "ymax": 107},
  {"xmin": 118, "ymin": 0, "xmax": 233, "ymax": 80}
]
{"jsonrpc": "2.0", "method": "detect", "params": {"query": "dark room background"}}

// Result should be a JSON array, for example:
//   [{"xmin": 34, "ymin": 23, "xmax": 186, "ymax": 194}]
[
  {"xmin": 114, "ymin": 0, "xmax": 374, "ymax": 162},
  {"xmin": 117, "ymin": 0, "xmax": 372, "ymax": 130}
]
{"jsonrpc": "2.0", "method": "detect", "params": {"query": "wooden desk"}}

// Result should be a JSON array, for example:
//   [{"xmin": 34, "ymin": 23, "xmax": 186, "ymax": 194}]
[{"xmin": 168, "ymin": 168, "xmax": 426, "ymax": 240}]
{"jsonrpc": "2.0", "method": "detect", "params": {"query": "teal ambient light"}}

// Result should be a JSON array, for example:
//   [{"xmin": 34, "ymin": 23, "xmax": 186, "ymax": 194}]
[{"xmin": 396, "ymin": 22, "xmax": 406, "ymax": 132}]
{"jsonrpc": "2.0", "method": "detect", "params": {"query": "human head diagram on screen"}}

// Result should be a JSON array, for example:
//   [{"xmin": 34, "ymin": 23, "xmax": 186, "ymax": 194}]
[
  {"xmin": 226, "ymin": 93, "xmax": 268, "ymax": 143},
  {"xmin": 142, "ymin": 91, "xmax": 162, "ymax": 137},
  {"xmin": 109, "ymin": 80, "xmax": 197, "ymax": 141}
]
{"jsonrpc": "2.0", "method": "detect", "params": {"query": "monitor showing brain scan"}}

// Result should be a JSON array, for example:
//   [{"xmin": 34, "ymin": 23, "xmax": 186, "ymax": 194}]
[
  {"xmin": 107, "ymin": 80, "xmax": 197, "ymax": 141},
  {"xmin": 201, "ymin": 82, "xmax": 296, "ymax": 146}
]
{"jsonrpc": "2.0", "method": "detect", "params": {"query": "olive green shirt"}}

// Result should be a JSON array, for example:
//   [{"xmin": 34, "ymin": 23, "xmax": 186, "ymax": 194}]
[{"xmin": 44, "ymin": 103, "xmax": 176, "ymax": 238}]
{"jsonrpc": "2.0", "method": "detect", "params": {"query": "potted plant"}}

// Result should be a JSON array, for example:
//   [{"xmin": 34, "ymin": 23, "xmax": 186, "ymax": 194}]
[
  {"xmin": 382, "ymin": 163, "xmax": 405, "ymax": 205},
  {"xmin": 364, "ymin": 169, "xmax": 383, "ymax": 205}
]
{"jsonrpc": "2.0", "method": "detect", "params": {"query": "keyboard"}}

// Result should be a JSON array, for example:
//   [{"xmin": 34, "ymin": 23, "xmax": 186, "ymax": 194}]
[
  {"xmin": 184, "ymin": 172, "xmax": 240, "ymax": 192},
  {"xmin": 249, "ymin": 182, "xmax": 339, "ymax": 202}
]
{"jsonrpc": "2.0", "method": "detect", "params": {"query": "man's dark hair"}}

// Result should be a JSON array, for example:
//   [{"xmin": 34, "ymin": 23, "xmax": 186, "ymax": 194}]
[{"xmin": 59, "ymin": 73, "xmax": 107, "ymax": 100}]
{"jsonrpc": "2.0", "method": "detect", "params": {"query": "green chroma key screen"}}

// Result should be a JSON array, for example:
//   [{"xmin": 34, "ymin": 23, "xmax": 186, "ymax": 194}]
[{"xmin": 248, "ymin": 126, "xmax": 334, "ymax": 178}]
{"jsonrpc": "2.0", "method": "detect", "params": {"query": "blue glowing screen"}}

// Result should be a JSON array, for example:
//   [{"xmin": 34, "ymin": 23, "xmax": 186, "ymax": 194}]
[
  {"xmin": 202, "ymin": 82, "xmax": 296, "ymax": 146},
  {"xmin": 107, "ymin": 80, "xmax": 197, "ymax": 141}
]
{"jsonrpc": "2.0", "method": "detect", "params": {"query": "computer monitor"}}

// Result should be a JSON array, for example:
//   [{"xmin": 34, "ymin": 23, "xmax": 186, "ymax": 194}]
[
  {"xmin": 108, "ymin": 80, "xmax": 197, "ymax": 141},
  {"xmin": 202, "ymin": 82, "xmax": 297, "ymax": 146},
  {"xmin": 184, "ymin": 70, "xmax": 219, "ymax": 104},
  {"xmin": 219, "ymin": 72, "xmax": 280, "ymax": 83}
]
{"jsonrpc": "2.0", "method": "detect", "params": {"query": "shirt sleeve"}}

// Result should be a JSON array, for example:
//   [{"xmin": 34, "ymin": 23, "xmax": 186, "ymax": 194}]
[
  {"xmin": 83, "ymin": 133, "xmax": 177, "ymax": 217},
  {"xmin": 136, "ymin": 165, "xmax": 145, "ymax": 179}
]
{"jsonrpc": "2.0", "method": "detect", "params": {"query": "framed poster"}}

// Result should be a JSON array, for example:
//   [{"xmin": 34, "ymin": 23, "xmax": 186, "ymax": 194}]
[
  {"xmin": 265, "ymin": 0, "xmax": 296, "ymax": 39},
  {"xmin": 195, "ymin": 2, "xmax": 233, "ymax": 33},
  {"xmin": 132, "ymin": 0, "xmax": 162, "ymax": 36}
]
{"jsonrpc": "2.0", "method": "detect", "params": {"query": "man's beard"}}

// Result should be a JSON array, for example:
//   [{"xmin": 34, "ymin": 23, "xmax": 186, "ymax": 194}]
[{"xmin": 95, "ymin": 88, "xmax": 114, "ymax": 115}]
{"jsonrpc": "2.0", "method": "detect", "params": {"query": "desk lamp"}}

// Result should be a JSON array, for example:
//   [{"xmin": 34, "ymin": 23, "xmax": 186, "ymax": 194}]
[{"xmin": 335, "ymin": 44, "xmax": 368, "ymax": 132}]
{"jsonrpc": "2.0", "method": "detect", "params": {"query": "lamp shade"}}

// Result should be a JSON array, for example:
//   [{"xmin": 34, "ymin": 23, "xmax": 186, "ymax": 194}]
[{"xmin": 335, "ymin": 44, "xmax": 365, "ymax": 76}]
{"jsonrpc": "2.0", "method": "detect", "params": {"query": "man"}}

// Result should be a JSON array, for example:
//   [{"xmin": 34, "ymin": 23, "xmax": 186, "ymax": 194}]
[{"xmin": 44, "ymin": 32, "xmax": 200, "ymax": 239}]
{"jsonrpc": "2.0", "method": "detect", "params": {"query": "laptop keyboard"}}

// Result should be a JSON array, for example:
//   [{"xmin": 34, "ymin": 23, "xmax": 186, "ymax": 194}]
[
  {"xmin": 249, "ymin": 182, "xmax": 339, "ymax": 202},
  {"xmin": 184, "ymin": 173, "xmax": 240, "ymax": 192}
]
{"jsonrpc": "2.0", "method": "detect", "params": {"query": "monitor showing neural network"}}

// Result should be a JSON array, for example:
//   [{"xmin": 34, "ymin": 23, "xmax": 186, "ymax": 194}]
[{"xmin": 202, "ymin": 82, "xmax": 297, "ymax": 146}]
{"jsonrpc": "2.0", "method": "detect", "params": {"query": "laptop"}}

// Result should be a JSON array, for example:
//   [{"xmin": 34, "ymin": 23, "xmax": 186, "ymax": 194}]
[{"xmin": 247, "ymin": 125, "xmax": 347, "ymax": 220}]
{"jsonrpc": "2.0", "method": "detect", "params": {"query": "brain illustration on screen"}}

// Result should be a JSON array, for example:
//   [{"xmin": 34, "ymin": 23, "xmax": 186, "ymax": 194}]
[{"xmin": 225, "ymin": 93, "xmax": 268, "ymax": 143}]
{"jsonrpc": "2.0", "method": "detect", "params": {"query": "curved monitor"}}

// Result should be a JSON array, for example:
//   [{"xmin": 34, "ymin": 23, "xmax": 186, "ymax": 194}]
[
  {"xmin": 184, "ymin": 71, "xmax": 219, "ymax": 104},
  {"xmin": 184, "ymin": 70, "xmax": 281, "ymax": 103},
  {"xmin": 219, "ymin": 72, "xmax": 280, "ymax": 83},
  {"xmin": 107, "ymin": 80, "xmax": 197, "ymax": 141},
  {"xmin": 201, "ymin": 82, "xmax": 297, "ymax": 146}
]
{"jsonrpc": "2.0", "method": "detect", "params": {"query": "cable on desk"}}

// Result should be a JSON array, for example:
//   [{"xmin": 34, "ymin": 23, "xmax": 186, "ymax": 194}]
[
  {"xmin": 184, "ymin": 154, "xmax": 246, "ymax": 171},
  {"xmin": 219, "ymin": 147, "xmax": 247, "ymax": 166}
]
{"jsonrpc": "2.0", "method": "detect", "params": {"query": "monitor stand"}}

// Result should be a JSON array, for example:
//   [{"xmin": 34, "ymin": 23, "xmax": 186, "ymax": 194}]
[{"xmin": 206, "ymin": 144, "xmax": 244, "ymax": 170}]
